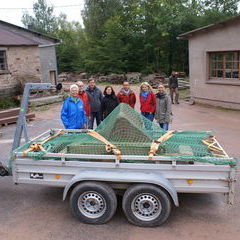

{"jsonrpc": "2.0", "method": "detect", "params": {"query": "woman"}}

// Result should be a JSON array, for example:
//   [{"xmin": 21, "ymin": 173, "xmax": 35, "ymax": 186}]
[
  {"xmin": 155, "ymin": 84, "xmax": 172, "ymax": 130},
  {"xmin": 61, "ymin": 84, "xmax": 87, "ymax": 129},
  {"xmin": 101, "ymin": 86, "xmax": 119, "ymax": 119},
  {"xmin": 139, "ymin": 82, "xmax": 156, "ymax": 121}
]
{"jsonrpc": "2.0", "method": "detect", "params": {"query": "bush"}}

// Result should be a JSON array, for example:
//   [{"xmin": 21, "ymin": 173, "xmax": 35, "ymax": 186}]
[{"xmin": 0, "ymin": 98, "xmax": 20, "ymax": 110}]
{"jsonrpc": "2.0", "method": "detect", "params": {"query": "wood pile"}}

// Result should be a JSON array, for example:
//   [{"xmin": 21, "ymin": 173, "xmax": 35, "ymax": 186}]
[
  {"xmin": 0, "ymin": 108, "xmax": 35, "ymax": 127},
  {"xmin": 142, "ymin": 73, "xmax": 166, "ymax": 88},
  {"xmin": 164, "ymin": 78, "xmax": 190, "ymax": 90}
]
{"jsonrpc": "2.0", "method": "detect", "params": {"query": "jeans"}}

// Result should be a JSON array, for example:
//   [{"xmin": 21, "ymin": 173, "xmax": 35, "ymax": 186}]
[
  {"xmin": 89, "ymin": 111, "xmax": 102, "ymax": 129},
  {"xmin": 141, "ymin": 112, "xmax": 155, "ymax": 122},
  {"xmin": 160, "ymin": 123, "xmax": 169, "ymax": 131}
]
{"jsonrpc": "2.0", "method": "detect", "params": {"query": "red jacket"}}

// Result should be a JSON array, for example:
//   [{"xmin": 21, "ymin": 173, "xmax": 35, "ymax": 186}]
[
  {"xmin": 117, "ymin": 88, "xmax": 136, "ymax": 108},
  {"xmin": 78, "ymin": 91, "xmax": 91, "ymax": 117},
  {"xmin": 140, "ymin": 92, "xmax": 156, "ymax": 113}
]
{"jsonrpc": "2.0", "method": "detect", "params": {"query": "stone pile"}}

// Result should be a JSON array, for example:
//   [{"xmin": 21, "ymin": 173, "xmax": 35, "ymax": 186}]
[
  {"xmin": 58, "ymin": 72, "xmax": 88, "ymax": 82},
  {"xmin": 126, "ymin": 72, "xmax": 141, "ymax": 84},
  {"xmin": 58, "ymin": 72, "xmax": 171, "ymax": 88},
  {"xmin": 142, "ymin": 73, "xmax": 166, "ymax": 88},
  {"xmin": 107, "ymin": 74, "xmax": 126, "ymax": 84}
]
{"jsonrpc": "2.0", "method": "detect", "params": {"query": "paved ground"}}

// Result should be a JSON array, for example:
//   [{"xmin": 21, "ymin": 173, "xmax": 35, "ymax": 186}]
[{"xmin": 0, "ymin": 87, "xmax": 240, "ymax": 240}]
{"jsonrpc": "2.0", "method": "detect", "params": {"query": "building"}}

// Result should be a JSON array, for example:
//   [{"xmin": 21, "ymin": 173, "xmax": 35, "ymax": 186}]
[
  {"xmin": 0, "ymin": 20, "xmax": 59, "ymax": 97},
  {"xmin": 179, "ymin": 16, "xmax": 240, "ymax": 110}
]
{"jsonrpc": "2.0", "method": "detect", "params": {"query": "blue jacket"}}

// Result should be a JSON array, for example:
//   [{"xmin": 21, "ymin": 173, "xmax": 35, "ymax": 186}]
[{"xmin": 61, "ymin": 97, "xmax": 87, "ymax": 129}]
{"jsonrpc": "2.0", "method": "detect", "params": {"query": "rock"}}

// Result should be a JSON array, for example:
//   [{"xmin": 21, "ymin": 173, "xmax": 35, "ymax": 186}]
[
  {"xmin": 108, "ymin": 74, "xmax": 126, "ymax": 84},
  {"xmin": 58, "ymin": 72, "xmax": 89, "ymax": 82},
  {"xmin": 58, "ymin": 72, "xmax": 68, "ymax": 82},
  {"xmin": 142, "ymin": 73, "xmax": 165, "ymax": 88},
  {"xmin": 126, "ymin": 72, "xmax": 141, "ymax": 83},
  {"xmin": 97, "ymin": 75, "xmax": 109, "ymax": 83}
]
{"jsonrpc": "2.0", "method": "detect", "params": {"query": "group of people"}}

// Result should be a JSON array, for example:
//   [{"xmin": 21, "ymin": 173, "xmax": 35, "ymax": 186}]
[{"xmin": 61, "ymin": 72, "xmax": 179, "ymax": 131}]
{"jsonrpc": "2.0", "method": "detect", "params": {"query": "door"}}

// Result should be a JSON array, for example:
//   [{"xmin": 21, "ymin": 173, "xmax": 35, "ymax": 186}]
[{"xmin": 49, "ymin": 70, "xmax": 57, "ymax": 85}]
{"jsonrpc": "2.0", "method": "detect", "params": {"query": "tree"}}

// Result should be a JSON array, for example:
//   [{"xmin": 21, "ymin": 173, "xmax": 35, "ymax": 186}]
[
  {"xmin": 55, "ymin": 14, "xmax": 85, "ymax": 73},
  {"xmin": 22, "ymin": 0, "xmax": 58, "ymax": 34},
  {"xmin": 21, "ymin": 0, "xmax": 240, "ymax": 74}
]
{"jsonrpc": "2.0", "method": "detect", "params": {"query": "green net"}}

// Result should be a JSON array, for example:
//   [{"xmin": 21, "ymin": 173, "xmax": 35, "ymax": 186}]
[{"xmin": 11, "ymin": 103, "xmax": 236, "ymax": 166}]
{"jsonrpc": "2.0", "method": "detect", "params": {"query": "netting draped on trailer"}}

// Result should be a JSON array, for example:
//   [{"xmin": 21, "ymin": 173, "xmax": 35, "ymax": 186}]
[{"xmin": 12, "ymin": 103, "xmax": 236, "ymax": 166}]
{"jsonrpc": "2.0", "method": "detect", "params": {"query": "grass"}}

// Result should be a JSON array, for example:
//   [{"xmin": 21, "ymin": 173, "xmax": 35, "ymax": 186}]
[
  {"xmin": 179, "ymin": 88, "xmax": 191, "ymax": 99},
  {"xmin": 0, "ymin": 97, "xmax": 20, "ymax": 110},
  {"xmin": 30, "ymin": 105, "xmax": 50, "ymax": 112}
]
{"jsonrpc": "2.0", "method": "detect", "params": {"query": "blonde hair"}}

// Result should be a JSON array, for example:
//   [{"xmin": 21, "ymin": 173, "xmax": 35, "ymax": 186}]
[{"xmin": 140, "ymin": 82, "xmax": 153, "ymax": 92}]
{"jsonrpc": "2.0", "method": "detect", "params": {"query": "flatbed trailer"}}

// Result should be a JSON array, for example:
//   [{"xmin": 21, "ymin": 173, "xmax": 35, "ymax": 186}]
[
  {"xmin": 10, "ymin": 128, "xmax": 236, "ymax": 227},
  {"xmin": 0, "ymin": 83, "xmax": 237, "ymax": 227}
]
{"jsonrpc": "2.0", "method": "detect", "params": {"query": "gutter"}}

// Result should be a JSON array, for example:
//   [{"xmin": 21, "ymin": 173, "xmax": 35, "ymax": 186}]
[{"xmin": 38, "ymin": 42, "xmax": 61, "ymax": 48}]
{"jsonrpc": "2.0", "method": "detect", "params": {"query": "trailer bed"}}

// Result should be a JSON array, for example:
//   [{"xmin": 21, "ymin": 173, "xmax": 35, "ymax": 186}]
[{"xmin": 11, "ymin": 129, "xmax": 236, "ymax": 205}]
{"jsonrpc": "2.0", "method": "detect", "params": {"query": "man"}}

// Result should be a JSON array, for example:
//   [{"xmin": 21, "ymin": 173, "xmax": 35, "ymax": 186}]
[
  {"xmin": 168, "ymin": 71, "xmax": 179, "ymax": 104},
  {"xmin": 61, "ymin": 84, "xmax": 87, "ymax": 129},
  {"xmin": 86, "ymin": 78, "xmax": 103, "ymax": 129},
  {"xmin": 117, "ymin": 81, "xmax": 136, "ymax": 108},
  {"xmin": 76, "ymin": 81, "xmax": 91, "ymax": 128}
]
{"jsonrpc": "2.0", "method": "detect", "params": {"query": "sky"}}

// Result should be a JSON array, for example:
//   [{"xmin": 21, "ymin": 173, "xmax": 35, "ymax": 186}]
[{"xmin": 0, "ymin": 0, "xmax": 85, "ymax": 27}]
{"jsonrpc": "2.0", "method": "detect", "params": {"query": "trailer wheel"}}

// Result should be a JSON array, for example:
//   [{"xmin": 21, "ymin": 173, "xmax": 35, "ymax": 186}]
[
  {"xmin": 70, "ymin": 181, "xmax": 117, "ymax": 224},
  {"xmin": 122, "ymin": 184, "xmax": 172, "ymax": 227}
]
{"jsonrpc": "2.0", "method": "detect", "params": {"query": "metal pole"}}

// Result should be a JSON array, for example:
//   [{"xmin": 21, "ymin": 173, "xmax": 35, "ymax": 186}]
[{"xmin": 12, "ymin": 83, "xmax": 54, "ymax": 151}]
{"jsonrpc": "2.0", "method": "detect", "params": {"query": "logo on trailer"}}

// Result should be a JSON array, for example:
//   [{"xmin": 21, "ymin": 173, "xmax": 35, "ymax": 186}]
[{"xmin": 30, "ymin": 173, "xmax": 44, "ymax": 179}]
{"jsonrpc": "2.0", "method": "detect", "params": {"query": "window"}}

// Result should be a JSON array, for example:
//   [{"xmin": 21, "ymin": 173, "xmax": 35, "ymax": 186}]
[
  {"xmin": 209, "ymin": 52, "xmax": 239, "ymax": 80},
  {"xmin": 0, "ymin": 50, "xmax": 7, "ymax": 70}
]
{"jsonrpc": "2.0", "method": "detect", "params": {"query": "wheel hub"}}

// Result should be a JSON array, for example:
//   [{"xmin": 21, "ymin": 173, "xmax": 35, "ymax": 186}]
[
  {"xmin": 131, "ymin": 193, "xmax": 162, "ymax": 221},
  {"xmin": 78, "ymin": 191, "xmax": 106, "ymax": 218}
]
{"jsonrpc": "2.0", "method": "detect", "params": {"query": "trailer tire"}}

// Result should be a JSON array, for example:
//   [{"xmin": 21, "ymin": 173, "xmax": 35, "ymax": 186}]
[
  {"xmin": 122, "ymin": 184, "xmax": 172, "ymax": 227},
  {"xmin": 70, "ymin": 181, "xmax": 117, "ymax": 224}
]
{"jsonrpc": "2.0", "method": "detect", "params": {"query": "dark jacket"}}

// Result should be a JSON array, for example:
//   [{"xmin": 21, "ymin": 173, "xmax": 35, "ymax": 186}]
[
  {"xmin": 117, "ymin": 88, "xmax": 136, "ymax": 108},
  {"xmin": 61, "ymin": 97, "xmax": 87, "ymax": 129},
  {"xmin": 86, "ymin": 86, "xmax": 103, "ymax": 112},
  {"xmin": 101, "ymin": 94, "xmax": 119, "ymax": 119},
  {"xmin": 169, "ymin": 75, "xmax": 178, "ymax": 88},
  {"xmin": 155, "ymin": 92, "xmax": 172, "ymax": 124}
]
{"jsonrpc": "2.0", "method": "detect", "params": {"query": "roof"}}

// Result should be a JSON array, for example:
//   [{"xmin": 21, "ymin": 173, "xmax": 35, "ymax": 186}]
[
  {"xmin": 0, "ymin": 28, "xmax": 40, "ymax": 46},
  {"xmin": 0, "ymin": 20, "xmax": 59, "ymax": 43},
  {"xmin": 178, "ymin": 15, "xmax": 240, "ymax": 39}
]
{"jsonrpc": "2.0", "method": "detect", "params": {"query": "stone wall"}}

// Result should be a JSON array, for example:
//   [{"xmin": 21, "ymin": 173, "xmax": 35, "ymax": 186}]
[{"xmin": 0, "ymin": 46, "xmax": 42, "ymax": 97}]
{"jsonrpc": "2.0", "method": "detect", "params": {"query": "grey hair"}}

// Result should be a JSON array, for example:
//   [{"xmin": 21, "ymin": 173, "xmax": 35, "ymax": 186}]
[{"xmin": 70, "ymin": 84, "xmax": 79, "ymax": 91}]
